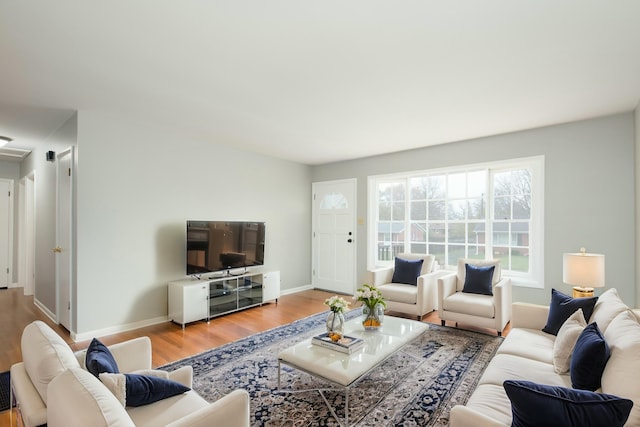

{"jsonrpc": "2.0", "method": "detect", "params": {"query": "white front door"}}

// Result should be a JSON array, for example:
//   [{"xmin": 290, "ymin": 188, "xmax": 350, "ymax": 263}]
[
  {"xmin": 0, "ymin": 179, "xmax": 12, "ymax": 288},
  {"xmin": 312, "ymin": 179, "xmax": 356, "ymax": 295},
  {"xmin": 56, "ymin": 148, "xmax": 74, "ymax": 330}
]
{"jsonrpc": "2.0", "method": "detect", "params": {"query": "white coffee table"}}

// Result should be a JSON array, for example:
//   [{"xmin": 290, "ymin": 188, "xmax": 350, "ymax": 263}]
[{"xmin": 277, "ymin": 315, "xmax": 428, "ymax": 426}]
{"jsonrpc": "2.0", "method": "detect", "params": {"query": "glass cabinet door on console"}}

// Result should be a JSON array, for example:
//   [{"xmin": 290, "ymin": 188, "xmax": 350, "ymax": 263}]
[
  {"xmin": 209, "ymin": 279, "xmax": 237, "ymax": 316},
  {"xmin": 238, "ymin": 275, "xmax": 263, "ymax": 309}
]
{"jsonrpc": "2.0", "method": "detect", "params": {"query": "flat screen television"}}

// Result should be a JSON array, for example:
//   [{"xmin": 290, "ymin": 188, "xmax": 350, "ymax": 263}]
[{"xmin": 186, "ymin": 221, "xmax": 266, "ymax": 275}]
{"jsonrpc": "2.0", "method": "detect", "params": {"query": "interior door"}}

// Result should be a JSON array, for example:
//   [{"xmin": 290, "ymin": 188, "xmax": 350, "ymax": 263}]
[
  {"xmin": 56, "ymin": 148, "xmax": 74, "ymax": 330},
  {"xmin": 312, "ymin": 179, "xmax": 356, "ymax": 295},
  {"xmin": 0, "ymin": 179, "xmax": 12, "ymax": 288}
]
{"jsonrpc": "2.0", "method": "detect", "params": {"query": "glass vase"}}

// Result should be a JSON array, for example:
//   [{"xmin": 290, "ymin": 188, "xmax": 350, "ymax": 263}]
[
  {"xmin": 362, "ymin": 303, "xmax": 384, "ymax": 330},
  {"xmin": 326, "ymin": 310, "xmax": 345, "ymax": 338}
]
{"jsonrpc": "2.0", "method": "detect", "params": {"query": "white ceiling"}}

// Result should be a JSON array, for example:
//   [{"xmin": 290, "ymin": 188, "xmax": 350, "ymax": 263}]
[{"xmin": 1, "ymin": 1, "xmax": 639, "ymax": 165}]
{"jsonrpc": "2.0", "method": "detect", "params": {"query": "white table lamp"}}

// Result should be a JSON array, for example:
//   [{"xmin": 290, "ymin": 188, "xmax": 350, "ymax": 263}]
[{"xmin": 563, "ymin": 248, "xmax": 605, "ymax": 298}]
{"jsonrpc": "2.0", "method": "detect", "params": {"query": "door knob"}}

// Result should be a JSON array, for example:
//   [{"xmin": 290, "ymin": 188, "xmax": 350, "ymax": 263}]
[{"xmin": 52, "ymin": 246, "xmax": 62, "ymax": 253}]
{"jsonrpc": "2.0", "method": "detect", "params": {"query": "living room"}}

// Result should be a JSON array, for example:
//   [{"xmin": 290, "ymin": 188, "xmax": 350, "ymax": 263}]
[{"xmin": 1, "ymin": 2, "xmax": 640, "ymax": 426}]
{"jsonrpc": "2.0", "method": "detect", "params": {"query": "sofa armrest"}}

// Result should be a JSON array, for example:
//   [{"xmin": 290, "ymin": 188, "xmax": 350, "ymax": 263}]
[
  {"xmin": 511, "ymin": 302, "xmax": 549, "ymax": 330},
  {"xmin": 437, "ymin": 272, "xmax": 458, "ymax": 316},
  {"xmin": 416, "ymin": 270, "xmax": 451, "ymax": 313},
  {"xmin": 10, "ymin": 362, "xmax": 48, "ymax": 427},
  {"xmin": 438, "ymin": 272, "xmax": 457, "ymax": 298},
  {"xmin": 368, "ymin": 267, "xmax": 394, "ymax": 287},
  {"xmin": 492, "ymin": 278, "xmax": 512, "ymax": 332},
  {"xmin": 450, "ymin": 405, "xmax": 509, "ymax": 427},
  {"xmin": 75, "ymin": 336, "xmax": 152, "ymax": 373},
  {"xmin": 165, "ymin": 389, "xmax": 251, "ymax": 427}
]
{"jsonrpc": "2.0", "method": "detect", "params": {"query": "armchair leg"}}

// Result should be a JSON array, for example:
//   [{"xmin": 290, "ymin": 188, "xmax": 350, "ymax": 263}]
[
  {"xmin": 441, "ymin": 320, "xmax": 445, "ymax": 326},
  {"xmin": 498, "ymin": 331, "xmax": 502, "ymax": 337}
]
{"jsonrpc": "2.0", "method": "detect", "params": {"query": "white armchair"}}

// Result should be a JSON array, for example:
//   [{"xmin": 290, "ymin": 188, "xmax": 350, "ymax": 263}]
[
  {"xmin": 368, "ymin": 253, "xmax": 448, "ymax": 320},
  {"xmin": 437, "ymin": 259, "xmax": 512, "ymax": 336}
]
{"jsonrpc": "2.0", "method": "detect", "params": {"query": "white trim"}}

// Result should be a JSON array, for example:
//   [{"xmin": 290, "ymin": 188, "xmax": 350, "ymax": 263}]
[
  {"xmin": 72, "ymin": 316, "xmax": 169, "ymax": 342},
  {"xmin": 55, "ymin": 147, "xmax": 75, "ymax": 331},
  {"xmin": 34, "ymin": 297, "xmax": 57, "ymax": 323},
  {"xmin": 282, "ymin": 284, "xmax": 314, "ymax": 295},
  {"xmin": 72, "ymin": 285, "xmax": 316, "ymax": 341},
  {"xmin": 0, "ymin": 178, "xmax": 14, "ymax": 289},
  {"xmin": 18, "ymin": 171, "xmax": 36, "ymax": 295},
  {"xmin": 367, "ymin": 155, "xmax": 544, "ymax": 289}
]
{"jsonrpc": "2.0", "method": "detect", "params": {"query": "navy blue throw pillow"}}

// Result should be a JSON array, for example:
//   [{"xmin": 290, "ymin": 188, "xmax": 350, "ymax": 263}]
[
  {"xmin": 504, "ymin": 380, "xmax": 632, "ymax": 427},
  {"xmin": 570, "ymin": 322, "xmax": 610, "ymax": 391},
  {"xmin": 124, "ymin": 374, "xmax": 191, "ymax": 407},
  {"xmin": 86, "ymin": 338, "xmax": 119, "ymax": 378},
  {"xmin": 462, "ymin": 264, "xmax": 495, "ymax": 296},
  {"xmin": 391, "ymin": 257, "xmax": 424, "ymax": 286},
  {"xmin": 542, "ymin": 289, "xmax": 598, "ymax": 336}
]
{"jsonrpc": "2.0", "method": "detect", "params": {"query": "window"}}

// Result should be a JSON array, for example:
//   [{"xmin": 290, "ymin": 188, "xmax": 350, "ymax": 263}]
[{"xmin": 368, "ymin": 156, "xmax": 544, "ymax": 288}]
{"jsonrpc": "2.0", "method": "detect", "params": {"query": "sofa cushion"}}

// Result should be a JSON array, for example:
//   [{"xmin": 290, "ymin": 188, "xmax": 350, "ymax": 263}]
[
  {"xmin": 542, "ymin": 288, "xmax": 598, "ymax": 336},
  {"xmin": 464, "ymin": 383, "xmax": 513, "ymax": 426},
  {"xmin": 589, "ymin": 288, "xmax": 629, "ymax": 333},
  {"xmin": 601, "ymin": 309, "xmax": 640, "ymax": 426},
  {"xmin": 462, "ymin": 264, "xmax": 495, "ymax": 296},
  {"xmin": 47, "ymin": 367, "xmax": 135, "ymax": 427},
  {"xmin": 127, "ymin": 389, "xmax": 210, "ymax": 426},
  {"xmin": 86, "ymin": 338, "xmax": 120, "ymax": 378},
  {"xmin": 391, "ymin": 257, "xmax": 423, "ymax": 286},
  {"xmin": 570, "ymin": 322, "xmax": 609, "ymax": 391},
  {"xmin": 442, "ymin": 292, "xmax": 495, "ymax": 318},
  {"xmin": 378, "ymin": 283, "xmax": 417, "ymax": 305},
  {"xmin": 497, "ymin": 328, "xmax": 554, "ymax": 364},
  {"xmin": 504, "ymin": 380, "xmax": 633, "ymax": 427},
  {"xmin": 553, "ymin": 308, "xmax": 587, "ymax": 374},
  {"xmin": 478, "ymin": 353, "xmax": 572, "ymax": 389},
  {"xmin": 99, "ymin": 372, "xmax": 190, "ymax": 407},
  {"xmin": 21, "ymin": 320, "xmax": 80, "ymax": 404}
]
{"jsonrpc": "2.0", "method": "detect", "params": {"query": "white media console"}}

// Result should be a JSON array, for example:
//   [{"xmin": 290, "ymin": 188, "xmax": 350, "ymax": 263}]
[{"xmin": 168, "ymin": 270, "xmax": 280, "ymax": 328}]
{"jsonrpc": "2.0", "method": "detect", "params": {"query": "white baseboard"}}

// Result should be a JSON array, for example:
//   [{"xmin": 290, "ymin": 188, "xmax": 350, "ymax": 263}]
[
  {"xmin": 280, "ymin": 284, "xmax": 314, "ymax": 296},
  {"xmin": 29, "ymin": 284, "xmax": 317, "ymax": 342},
  {"xmin": 34, "ymin": 298, "xmax": 57, "ymax": 323},
  {"xmin": 72, "ymin": 316, "xmax": 170, "ymax": 342}
]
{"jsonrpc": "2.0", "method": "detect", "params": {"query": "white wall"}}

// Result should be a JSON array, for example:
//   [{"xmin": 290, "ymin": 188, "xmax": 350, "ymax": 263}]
[
  {"xmin": 20, "ymin": 114, "xmax": 78, "ymax": 312},
  {"xmin": 312, "ymin": 113, "xmax": 636, "ymax": 306},
  {"xmin": 74, "ymin": 111, "xmax": 311, "ymax": 335}
]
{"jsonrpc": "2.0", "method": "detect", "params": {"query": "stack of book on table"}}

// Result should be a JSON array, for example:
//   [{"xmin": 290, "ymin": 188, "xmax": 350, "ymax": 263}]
[{"xmin": 311, "ymin": 332, "xmax": 365, "ymax": 354}]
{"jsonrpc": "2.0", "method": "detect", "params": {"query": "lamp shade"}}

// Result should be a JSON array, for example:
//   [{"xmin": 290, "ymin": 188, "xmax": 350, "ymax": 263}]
[{"xmin": 563, "ymin": 252, "xmax": 605, "ymax": 288}]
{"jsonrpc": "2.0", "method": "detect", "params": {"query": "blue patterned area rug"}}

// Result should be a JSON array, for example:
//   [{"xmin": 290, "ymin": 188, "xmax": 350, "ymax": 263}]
[{"xmin": 161, "ymin": 310, "xmax": 503, "ymax": 426}]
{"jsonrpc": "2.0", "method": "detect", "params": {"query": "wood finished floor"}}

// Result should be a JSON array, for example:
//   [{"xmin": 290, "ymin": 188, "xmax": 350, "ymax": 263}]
[{"xmin": 0, "ymin": 286, "xmax": 510, "ymax": 424}]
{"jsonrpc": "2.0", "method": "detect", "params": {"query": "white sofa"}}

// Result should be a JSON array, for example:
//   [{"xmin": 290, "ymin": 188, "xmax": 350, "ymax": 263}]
[
  {"xmin": 368, "ymin": 253, "xmax": 449, "ymax": 320},
  {"xmin": 450, "ymin": 288, "xmax": 640, "ymax": 427},
  {"xmin": 10, "ymin": 320, "xmax": 250, "ymax": 427}
]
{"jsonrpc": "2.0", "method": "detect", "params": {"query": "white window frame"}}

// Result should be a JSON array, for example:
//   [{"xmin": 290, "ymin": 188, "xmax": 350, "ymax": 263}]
[{"xmin": 367, "ymin": 155, "xmax": 544, "ymax": 288}]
